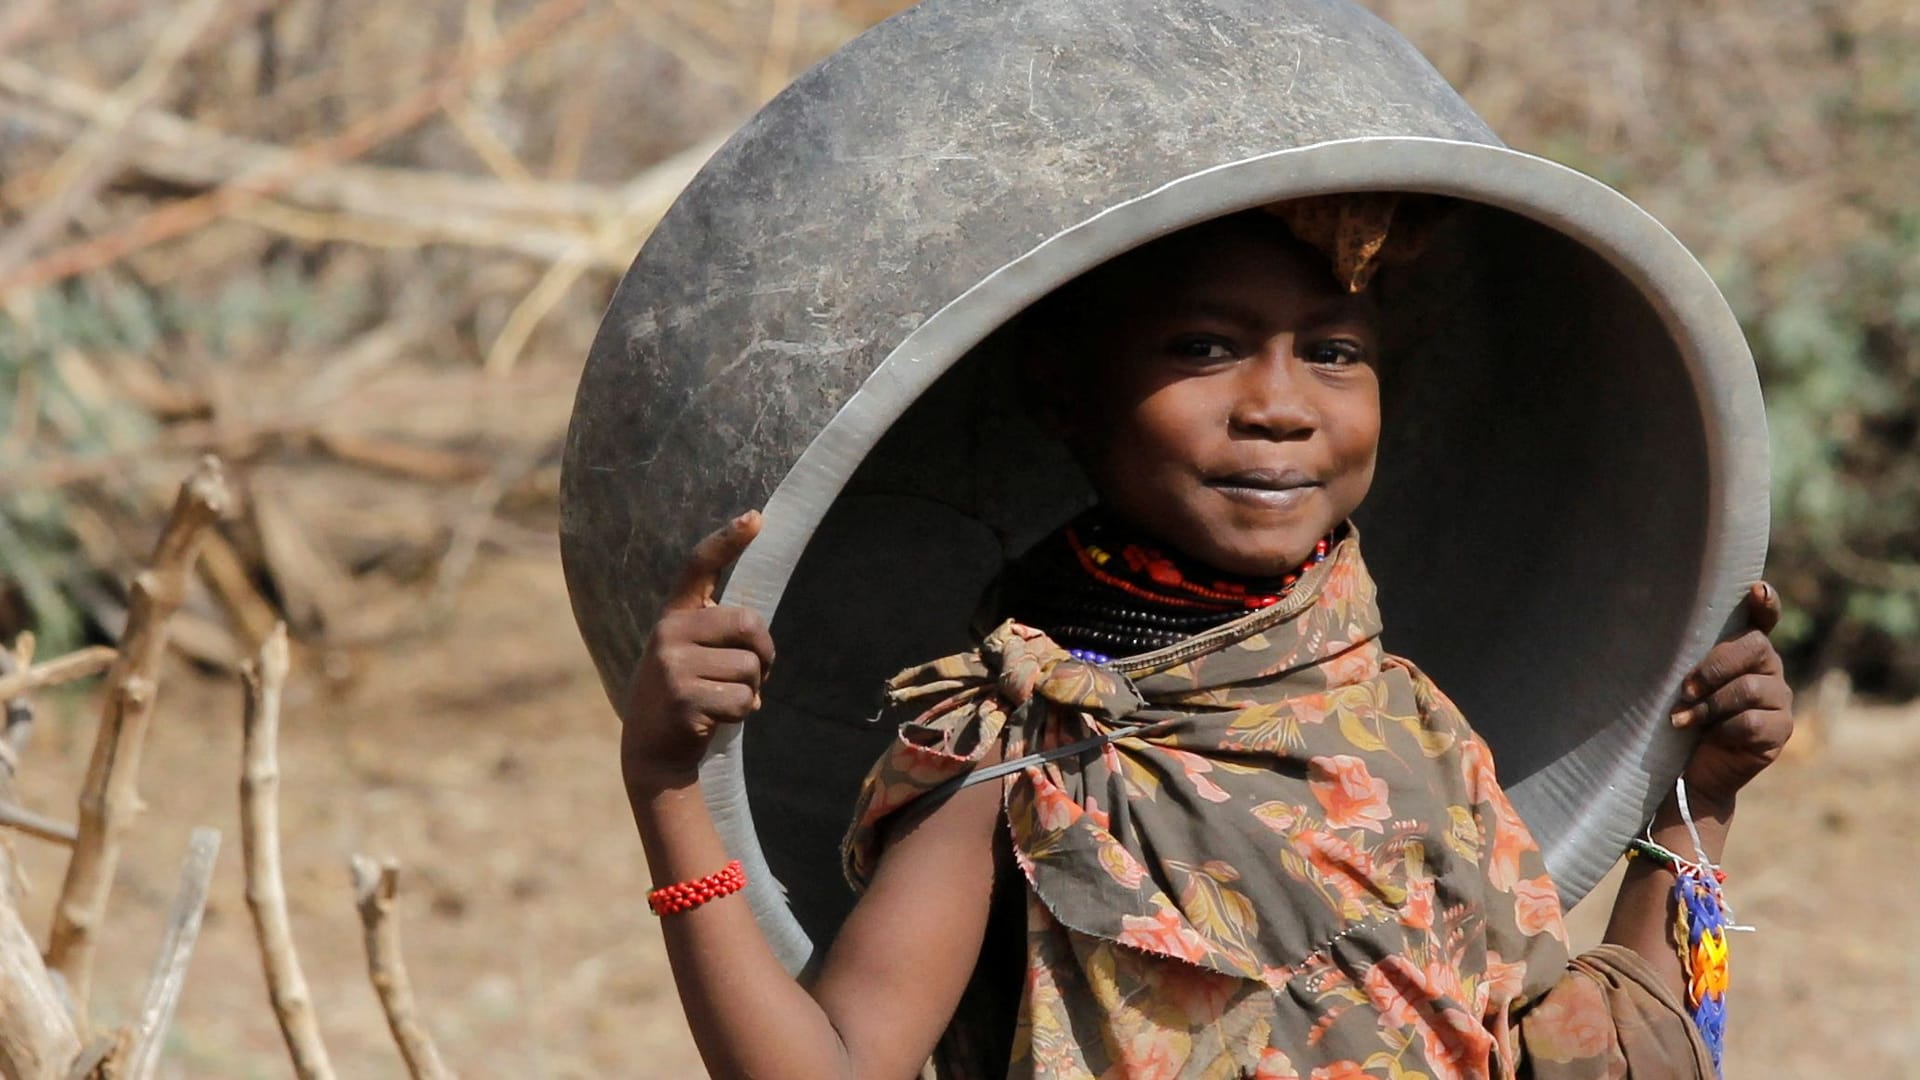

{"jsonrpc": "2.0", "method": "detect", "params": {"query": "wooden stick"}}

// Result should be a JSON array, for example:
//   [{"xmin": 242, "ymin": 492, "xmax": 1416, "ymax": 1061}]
[
  {"xmin": 241, "ymin": 624, "xmax": 336, "ymax": 1080},
  {"xmin": 47, "ymin": 457, "xmax": 231, "ymax": 1015},
  {"xmin": 197, "ymin": 529, "xmax": 284, "ymax": 654},
  {"xmin": 0, "ymin": 624, "xmax": 81, "ymax": 1078},
  {"xmin": 0, "ymin": 865, "xmax": 81, "ymax": 1080},
  {"xmin": 63, "ymin": 1036, "xmax": 118, "ymax": 1080},
  {"xmin": 0, "ymin": 647, "xmax": 118, "ymax": 703},
  {"xmin": 2, "ymin": 631, "xmax": 36, "ymax": 748},
  {"xmin": 308, "ymin": 431, "xmax": 492, "ymax": 484},
  {"xmin": 1, "ymin": 633, "xmax": 39, "ymax": 794},
  {"xmin": 0, "ymin": 799, "xmax": 77, "ymax": 846},
  {"xmin": 119, "ymin": 827, "xmax": 221, "ymax": 1080},
  {"xmin": 351, "ymin": 856, "xmax": 455, "ymax": 1080}
]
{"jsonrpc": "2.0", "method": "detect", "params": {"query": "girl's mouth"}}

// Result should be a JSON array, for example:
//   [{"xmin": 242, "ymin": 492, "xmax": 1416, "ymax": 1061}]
[{"xmin": 1206, "ymin": 469, "xmax": 1322, "ymax": 510}]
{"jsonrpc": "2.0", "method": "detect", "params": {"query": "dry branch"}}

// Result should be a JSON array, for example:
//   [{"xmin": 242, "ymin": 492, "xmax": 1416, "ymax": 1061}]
[
  {"xmin": 351, "ymin": 856, "xmax": 455, "ymax": 1080},
  {"xmin": 62, "ymin": 1036, "xmax": 118, "ymax": 1080},
  {"xmin": 0, "ymin": 647, "xmax": 118, "ymax": 703},
  {"xmin": 1, "ymin": 632, "xmax": 37, "ymax": 767},
  {"xmin": 0, "ymin": 0, "xmax": 228, "ymax": 278},
  {"xmin": 308, "ymin": 432, "xmax": 492, "ymax": 484},
  {"xmin": 240, "ymin": 624, "xmax": 336, "ymax": 1080},
  {"xmin": 0, "ymin": 67, "xmax": 624, "ymax": 224},
  {"xmin": 47, "ymin": 457, "xmax": 232, "ymax": 1015},
  {"xmin": 0, "ymin": 860, "xmax": 81, "ymax": 1080},
  {"xmin": 0, "ymin": 363, "xmax": 577, "ymax": 497},
  {"xmin": 0, "ymin": 627, "xmax": 77, "ymax": 1080},
  {"xmin": 0, "ymin": 55, "xmax": 728, "ymax": 276},
  {"xmin": 482, "ymin": 132, "xmax": 725, "ymax": 374},
  {"xmin": 0, "ymin": 0, "xmax": 590, "ymax": 294},
  {"xmin": 248, "ymin": 485, "xmax": 352, "ymax": 638},
  {"xmin": 0, "ymin": 799, "xmax": 77, "ymax": 846},
  {"xmin": 197, "ymin": 530, "xmax": 284, "ymax": 654},
  {"xmin": 119, "ymin": 827, "xmax": 221, "ymax": 1080}
]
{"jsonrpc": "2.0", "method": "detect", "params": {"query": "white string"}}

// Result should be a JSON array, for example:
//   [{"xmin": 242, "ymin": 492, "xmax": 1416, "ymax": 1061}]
[
  {"xmin": 1673, "ymin": 777, "xmax": 1756, "ymax": 932},
  {"xmin": 1674, "ymin": 777, "xmax": 1712, "ymax": 867}
]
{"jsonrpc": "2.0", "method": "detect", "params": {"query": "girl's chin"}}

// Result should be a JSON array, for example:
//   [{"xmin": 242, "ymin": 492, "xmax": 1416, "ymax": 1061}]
[{"xmin": 1202, "ymin": 538, "xmax": 1326, "ymax": 578}]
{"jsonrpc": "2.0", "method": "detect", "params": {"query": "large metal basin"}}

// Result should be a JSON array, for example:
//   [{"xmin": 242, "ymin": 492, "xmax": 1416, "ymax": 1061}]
[{"xmin": 560, "ymin": 0, "xmax": 1769, "ymax": 971}]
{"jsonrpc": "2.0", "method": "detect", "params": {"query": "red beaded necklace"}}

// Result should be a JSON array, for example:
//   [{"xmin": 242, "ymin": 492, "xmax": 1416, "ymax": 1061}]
[{"xmin": 1064, "ymin": 525, "xmax": 1331, "ymax": 614}]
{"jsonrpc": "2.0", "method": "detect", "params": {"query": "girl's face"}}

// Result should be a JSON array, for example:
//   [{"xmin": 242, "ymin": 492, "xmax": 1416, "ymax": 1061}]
[{"xmin": 1052, "ymin": 222, "xmax": 1382, "ymax": 577}]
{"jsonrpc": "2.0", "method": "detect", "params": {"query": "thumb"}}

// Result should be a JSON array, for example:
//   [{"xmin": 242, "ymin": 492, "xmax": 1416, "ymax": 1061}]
[
  {"xmin": 665, "ymin": 511, "xmax": 763, "ymax": 611},
  {"xmin": 1745, "ymin": 581, "xmax": 1781, "ymax": 636}
]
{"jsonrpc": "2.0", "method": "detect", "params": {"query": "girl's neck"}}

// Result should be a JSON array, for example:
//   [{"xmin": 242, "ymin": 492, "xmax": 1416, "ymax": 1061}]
[{"xmin": 999, "ymin": 507, "xmax": 1335, "ymax": 662}]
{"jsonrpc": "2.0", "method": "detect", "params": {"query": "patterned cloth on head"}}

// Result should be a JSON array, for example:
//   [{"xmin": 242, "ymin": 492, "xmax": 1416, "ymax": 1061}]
[{"xmin": 844, "ymin": 529, "xmax": 1713, "ymax": 1079}]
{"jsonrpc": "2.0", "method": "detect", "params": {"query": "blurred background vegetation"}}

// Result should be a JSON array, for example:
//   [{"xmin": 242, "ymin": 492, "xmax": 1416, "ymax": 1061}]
[
  {"xmin": 0, "ymin": 3, "xmax": 1913, "ymax": 1076},
  {"xmin": 0, "ymin": 0, "xmax": 1914, "ymax": 695}
]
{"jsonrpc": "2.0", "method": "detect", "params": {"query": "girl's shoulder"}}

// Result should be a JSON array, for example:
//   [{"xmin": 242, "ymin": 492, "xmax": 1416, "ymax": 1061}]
[{"xmin": 1377, "ymin": 649, "xmax": 1481, "ymax": 738}]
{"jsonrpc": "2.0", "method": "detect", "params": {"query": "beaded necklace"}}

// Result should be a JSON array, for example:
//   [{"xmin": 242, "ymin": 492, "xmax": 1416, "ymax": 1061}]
[{"xmin": 999, "ymin": 510, "xmax": 1334, "ymax": 664}]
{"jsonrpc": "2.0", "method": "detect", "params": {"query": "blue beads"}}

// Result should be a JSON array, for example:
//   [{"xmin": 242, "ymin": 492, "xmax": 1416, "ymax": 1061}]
[{"xmin": 1068, "ymin": 648, "xmax": 1112, "ymax": 665}]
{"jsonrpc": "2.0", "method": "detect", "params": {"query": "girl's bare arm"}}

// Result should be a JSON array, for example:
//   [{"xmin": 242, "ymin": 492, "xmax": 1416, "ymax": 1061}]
[
  {"xmin": 623, "ymin": 512, "xmax": 1000, "ymax": 1079},
  {"xmin": 1603, "ymin": 583, "xmax": 1792, "ymax": 1001}
]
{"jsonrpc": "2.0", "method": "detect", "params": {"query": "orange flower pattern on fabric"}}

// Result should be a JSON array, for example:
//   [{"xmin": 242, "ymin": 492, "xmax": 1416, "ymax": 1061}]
[
  {"xmin": 1308, "ymin": 755, "xmax": 1393, "ymax": 833},
  {"xmin": 844, "ymin": 531, "xmax": 1715, "ymax": 1079}
]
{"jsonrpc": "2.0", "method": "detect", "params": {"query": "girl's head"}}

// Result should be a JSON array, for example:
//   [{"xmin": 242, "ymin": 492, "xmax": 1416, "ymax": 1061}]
[{"xmin": 1030, "ymin": 211, "xmax": 1385, "ymax": 578}]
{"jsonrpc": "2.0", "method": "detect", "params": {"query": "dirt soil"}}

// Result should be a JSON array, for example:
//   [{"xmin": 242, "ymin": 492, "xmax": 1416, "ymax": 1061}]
[{"xmin": 10, "ymin": 545, "xmax": 1917, "ymax": 1078}]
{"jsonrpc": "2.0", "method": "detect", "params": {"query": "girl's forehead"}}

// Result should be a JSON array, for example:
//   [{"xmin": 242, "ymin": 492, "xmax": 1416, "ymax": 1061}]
[{"xmin": 1109, "ymin": 232, "xmax": 1366, "ymax": 318}]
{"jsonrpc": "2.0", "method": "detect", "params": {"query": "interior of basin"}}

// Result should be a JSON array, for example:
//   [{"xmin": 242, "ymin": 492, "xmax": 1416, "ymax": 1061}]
[{"xmin": 743, "ymin": 201, "xmax": 1710, "ymax": 945}]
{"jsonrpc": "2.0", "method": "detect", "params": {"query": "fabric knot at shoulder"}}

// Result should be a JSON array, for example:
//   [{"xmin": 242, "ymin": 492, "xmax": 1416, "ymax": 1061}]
[
  {"xmin": 843, "ymin": 621, "xmax": 1150, "ymax": 886},
  {"xmin": 885, "ymin": 620, "xmax": 1148, "ymax": 728}
]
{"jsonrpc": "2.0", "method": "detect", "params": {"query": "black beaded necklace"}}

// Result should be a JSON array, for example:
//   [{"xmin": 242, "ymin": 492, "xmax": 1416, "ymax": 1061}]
[{"xmin": 998, "ymin": 510, "xmax": 1333, "ymax": 663}]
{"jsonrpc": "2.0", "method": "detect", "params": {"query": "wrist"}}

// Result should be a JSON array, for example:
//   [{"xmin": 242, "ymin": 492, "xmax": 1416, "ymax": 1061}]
[
  {"xmin": 1660, "ymin": 782, "xmax": 1736, "ymax": 827},
  {"xmin": 625, "ymin": 761, "xmax": 704, "ymax": 803},
  {"xmin": 620, "ymin": 721, "xmax": 707, "ymax": 799}
]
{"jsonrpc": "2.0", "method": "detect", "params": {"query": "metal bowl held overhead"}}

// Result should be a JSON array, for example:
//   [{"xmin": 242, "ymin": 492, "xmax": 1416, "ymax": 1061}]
[{"xmin": 560, "ymin": 0, "xmax": 1769, "ymax": 971}]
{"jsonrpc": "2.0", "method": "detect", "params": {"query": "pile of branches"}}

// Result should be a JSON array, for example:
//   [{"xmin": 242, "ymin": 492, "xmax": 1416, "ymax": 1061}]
[
  {"xmin": 0, "ymin": 0, "xmax": 909, "ymax": 669},
  {"xmin": 1, "ymin": 459, "xmax": 450, "ymax": 1080}
]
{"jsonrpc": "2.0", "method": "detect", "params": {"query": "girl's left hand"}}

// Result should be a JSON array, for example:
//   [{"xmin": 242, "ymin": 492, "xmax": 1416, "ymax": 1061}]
[{"xmin": 1670, "ymin": 582, "xmax": 1795, "ymax": 807}]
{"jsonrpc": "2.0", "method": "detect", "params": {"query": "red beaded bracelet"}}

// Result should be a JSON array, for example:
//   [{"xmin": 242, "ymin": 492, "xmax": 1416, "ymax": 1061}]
[{"xmin": 648, "ymin": 859, "xmax": 747, "ymax": 917}]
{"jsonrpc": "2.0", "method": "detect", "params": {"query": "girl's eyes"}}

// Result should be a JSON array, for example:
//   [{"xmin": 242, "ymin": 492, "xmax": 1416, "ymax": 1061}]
[
  {"xmin": 1306, "ymin": 338, "xmax": 1368, "ymax": 366},
  {"xmin": 1168, "ymin": 337, "xmax": 1237, "ymax": 361},
  {"xmin": 1161, "ymin": 336, "xmax": 1371, "ymax": 365}
]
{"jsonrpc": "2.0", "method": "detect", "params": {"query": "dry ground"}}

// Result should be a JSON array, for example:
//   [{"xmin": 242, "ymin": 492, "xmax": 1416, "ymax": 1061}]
[{"xmin": 9, "ymin": 544, "xmax": 1917, "ymax": 1078}]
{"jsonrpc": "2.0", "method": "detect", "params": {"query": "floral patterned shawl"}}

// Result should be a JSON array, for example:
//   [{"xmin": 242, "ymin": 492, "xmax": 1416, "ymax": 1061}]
[{"xmin": 844, "ymin": 530, "xmax": 1712, "ymax": 1079}]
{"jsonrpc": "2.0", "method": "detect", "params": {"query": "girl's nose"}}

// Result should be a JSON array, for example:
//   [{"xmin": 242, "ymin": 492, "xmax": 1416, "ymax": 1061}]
[{"xmin": 1227, "ymin": 349, "xmax": 1317, "ymax": 440}]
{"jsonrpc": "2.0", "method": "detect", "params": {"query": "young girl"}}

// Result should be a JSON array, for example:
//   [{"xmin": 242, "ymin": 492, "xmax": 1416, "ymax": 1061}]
[{"xmin": 620, "ymin": 205, "xmax": 1793, "ymax": 1079}]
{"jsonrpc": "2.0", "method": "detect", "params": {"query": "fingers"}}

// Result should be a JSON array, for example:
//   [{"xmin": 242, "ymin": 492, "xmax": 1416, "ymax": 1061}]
[
  {"xmin": 665, "ymin": 511, "xmax": 764, "ymax": 612},
  {"xmin": 1673, "ymin": 670, "xmax": 1793, "ymax": 729},
  {"xmin": 1682, "ymin": 629, "xmax": 1782, "ymax": 705},
  {"xmin": 657, "ymin": 605, "xmax": 776, "ymax": 671},
  {"xmin": 689, "ymin": 647, "xmax": 766, "ymax": 691},
  {"xmin": 1690, "ymin": 704, "xmax": 1795, "ymax": 762},
  {"xmin": 679, "ymin": 678, "xmax": 760, "ymax": 722},
  {"xmin": 1744, "ymin": 581, "xmax": 1782, "ymax": 635}
]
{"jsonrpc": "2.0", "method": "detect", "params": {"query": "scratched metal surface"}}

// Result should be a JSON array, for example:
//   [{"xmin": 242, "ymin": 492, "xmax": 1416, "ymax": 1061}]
[{"xmin": 560, "ymin": 0, "xmax": 1768, "ymax": 969}]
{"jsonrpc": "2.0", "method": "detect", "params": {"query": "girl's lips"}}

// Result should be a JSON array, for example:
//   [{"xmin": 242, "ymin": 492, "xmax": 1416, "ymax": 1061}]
[
  {"xmin": 1208, "ymin": 483, "xmax": 1319, "ymax": 512},
  {"xmin": 1206, "ymin": 471, "xmax": 1322, "ymax": 511}
]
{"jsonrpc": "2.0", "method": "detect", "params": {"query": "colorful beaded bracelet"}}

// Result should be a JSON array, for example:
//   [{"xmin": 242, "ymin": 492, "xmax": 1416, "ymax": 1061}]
[{"xmin": 648, "ymin": 859, "xmax": 746, "ymax": 917}]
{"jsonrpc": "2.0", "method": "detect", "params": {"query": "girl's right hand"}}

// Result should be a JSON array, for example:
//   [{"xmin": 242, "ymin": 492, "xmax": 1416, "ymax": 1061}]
[{"xmin": 620, "ymin": 511, "xmax": 776, "ymax": 794}]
